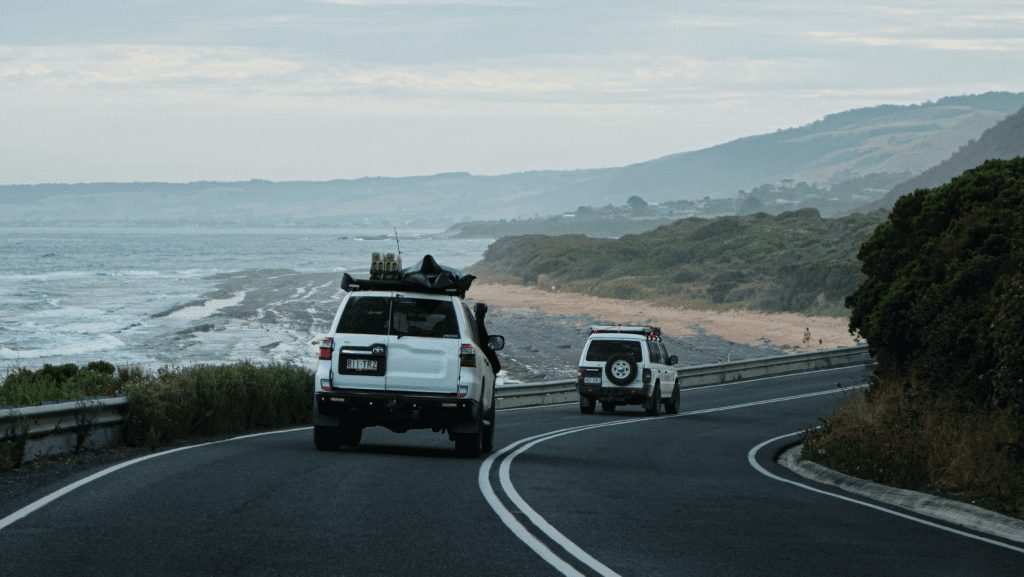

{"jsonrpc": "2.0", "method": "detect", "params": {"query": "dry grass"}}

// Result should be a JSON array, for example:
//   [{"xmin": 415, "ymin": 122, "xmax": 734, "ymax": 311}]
[{"xmin": 804, "ymin": 382, "xmax": 1024, "ymax": 517}]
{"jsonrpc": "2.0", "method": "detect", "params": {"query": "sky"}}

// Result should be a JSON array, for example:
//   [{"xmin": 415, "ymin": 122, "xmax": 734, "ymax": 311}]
[{"xmin": 1, "ymin": 0, "xmax": 1023, "ymax": 184}]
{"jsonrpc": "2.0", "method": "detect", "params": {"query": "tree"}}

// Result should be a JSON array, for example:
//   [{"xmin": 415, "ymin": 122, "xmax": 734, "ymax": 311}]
[
  {"xmin": 626, "ymin": 195, "xmax": 649, "ymax": 211},
  {"xmin": 847, "ymin": 157, "xmax": 1024, "ymax": 412}
]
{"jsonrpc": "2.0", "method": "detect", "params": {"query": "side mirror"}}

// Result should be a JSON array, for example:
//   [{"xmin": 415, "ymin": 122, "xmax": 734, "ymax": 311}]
[
  {"xmin": 669, "ymin": 355, "xmax": 678, "ymax": 366},
  {"xmin": 487, "ymin": 335, "xmax": 505, "ymax": 351}
]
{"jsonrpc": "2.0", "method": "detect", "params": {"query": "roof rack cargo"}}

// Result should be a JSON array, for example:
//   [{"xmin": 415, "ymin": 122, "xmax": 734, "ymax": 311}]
[
  {"xmin": 341, "ymin": 254, "xmax": 476, "ymax": 298},
  {"xmin": 590, "ymin": 325, "xmax": 662, "ymax": 340}
]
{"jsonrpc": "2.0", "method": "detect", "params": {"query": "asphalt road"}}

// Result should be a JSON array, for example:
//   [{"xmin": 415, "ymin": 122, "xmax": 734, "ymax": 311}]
[{"xmin": 2, "ymin": 365, "xmax": 1021, "ymax": 576}]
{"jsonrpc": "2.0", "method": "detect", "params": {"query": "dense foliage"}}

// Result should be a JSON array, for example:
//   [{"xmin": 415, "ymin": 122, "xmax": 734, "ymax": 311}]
[
  {"xmin": 1, "ymin": 361, "xmax": 312, "ymax": 467},
  {"xmin": 471, "ymin": 208, "xmax": 885, "ymax": 315},
  {"xmin": 847, "ymin": 157, "xmax": 1024, "ymax": 411},
  {"xmin": 808, "ymin": 157, "xmax": 1024, "ymax": 516},
  {"xmin": 121, "ymin": 362, "xmax": 312, "ymax": 449},
  {"xmin": 0, "ymin": 361, "xmax": 131, "ymax": 406}
]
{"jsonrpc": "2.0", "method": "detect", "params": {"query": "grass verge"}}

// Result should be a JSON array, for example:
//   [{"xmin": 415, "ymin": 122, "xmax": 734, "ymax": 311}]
[{"xmin": 803, "ymin": 382, "xmax": 1024, "ymax": 518}]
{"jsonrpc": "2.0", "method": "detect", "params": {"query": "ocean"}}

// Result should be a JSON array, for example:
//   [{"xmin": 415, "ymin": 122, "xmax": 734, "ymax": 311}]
[{"xmin": 0, "ymin": 226, "xmax": 492, "ymax": 374}]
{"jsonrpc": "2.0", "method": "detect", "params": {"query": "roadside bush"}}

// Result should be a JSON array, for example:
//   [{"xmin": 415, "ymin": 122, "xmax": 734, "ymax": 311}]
[
  {"xmin": 0, "ymin": 364, "xmax": 119, "ymax": 406},
  {"xmin": 121, "ymin": 362, "xmax": 313, "ymax": 449},
  {"xmin": 805, "ymin": 383, "xmax": 1024, "ymax": 516},
  {"xmin": 809, "ymin": 158, "xmax": 1024, "ymax": 517}
]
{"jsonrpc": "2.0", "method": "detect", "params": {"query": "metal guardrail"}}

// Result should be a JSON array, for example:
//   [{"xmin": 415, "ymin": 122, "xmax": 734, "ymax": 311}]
[
  {"xmin": 495, "ymin": 345, "xmax": 872, "ymax": 409},
  {"xmin": 1, "ymin": 346, "xmax": 871, "ymax": 463},
  {"xmin": 1, "ymin": 398, "xmax": 128, "ymax": 464}
]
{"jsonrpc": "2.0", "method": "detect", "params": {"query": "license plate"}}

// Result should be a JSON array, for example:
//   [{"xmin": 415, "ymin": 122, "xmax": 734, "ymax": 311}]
[
  {"xmin": 346, "ymin": 358, "xmax": 378, "ymax": 372},
  {"xmin": 584, "ymin": 376, "xmax": 602, "ymax": 385}
]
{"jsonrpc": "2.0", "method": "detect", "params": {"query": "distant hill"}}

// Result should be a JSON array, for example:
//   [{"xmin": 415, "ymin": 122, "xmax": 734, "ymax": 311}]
[
  {"xmin": 563, "ymin": 91, "xmax": 1024, "ymax": 205},
  {"xmin": 468, "ymin": 208, "xmax": 887, "ymax": 316},
  {"xmin": 858, "ymin": 104, "xmax": 1024, "ymax": 212},
  {"xmin": 1, "ymin": 92, "xmax": 1021, "ymax": 227}
]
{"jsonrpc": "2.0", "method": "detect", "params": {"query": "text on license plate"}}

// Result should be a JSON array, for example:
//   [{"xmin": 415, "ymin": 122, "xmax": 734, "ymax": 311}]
[
  {"xmin": 584, "ymin": 376, "xmax": 602, "ymax": 384},
  {"xmin": 346, "ymin": 359, "xmax": 378, "ymax": 371}
]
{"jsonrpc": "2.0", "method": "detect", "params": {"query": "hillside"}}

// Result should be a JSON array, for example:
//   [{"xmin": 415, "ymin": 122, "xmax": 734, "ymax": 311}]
[
  {"xmin": 469, "ymin": 208, "xmax": 887, "ymax": 316},
  {"xmin": 1, "ymin": 93, "xmax": 1021, "ymax": 228},
  {"xmin": 858, "ymin": 103, "xmax": 1024, "ymax": 212},
  {"xmin": 564, "ymin": 92, "xmax": 1024, "ymax": 204}
]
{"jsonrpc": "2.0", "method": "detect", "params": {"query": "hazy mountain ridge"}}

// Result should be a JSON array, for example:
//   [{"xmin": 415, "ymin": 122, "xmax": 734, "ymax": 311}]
[
  {"xmin": 860, "ymin": 103, "xmax": 1024, "ymax": 212},
  {"xmin": 2, "ymin": 92, "xmax": 1021, "ymax": 227},
  {"xmin": 577, "ymin": 92, "xmax": 1024, "ymax": 204}
]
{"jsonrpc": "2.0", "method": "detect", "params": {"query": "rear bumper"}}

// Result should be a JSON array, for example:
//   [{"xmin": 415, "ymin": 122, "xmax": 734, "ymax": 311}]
[
  {"xmin": 577, "ymin": 383, "xmax": 651, "ymax": 404},
  {"xmin": 314, "ymin": 389, "xmax": 481, "ymax": 431}
]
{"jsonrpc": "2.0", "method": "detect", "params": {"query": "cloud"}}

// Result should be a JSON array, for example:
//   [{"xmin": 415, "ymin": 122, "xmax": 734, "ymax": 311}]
[
  {"xmin": 809, "ymin": 31, "xmax": 1024, "ymax": 52},
  {"xmin": 0, "ymin": 45, "xmax": 303, "ymax": 88},
  {"xmin": 312, "ymin": 0, "xmax": 532, "ymax": 6}
]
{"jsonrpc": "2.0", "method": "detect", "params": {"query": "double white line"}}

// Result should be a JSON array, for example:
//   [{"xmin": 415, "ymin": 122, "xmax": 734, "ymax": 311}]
[{"xmin": 478, "ymin": 386, "xmax": 866, "ymax": 577}]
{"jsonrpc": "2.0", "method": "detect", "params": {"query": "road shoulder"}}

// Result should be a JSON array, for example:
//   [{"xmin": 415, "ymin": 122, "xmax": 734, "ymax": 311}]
[{"xmin": 780, "ymin": 444, "xmax": 1024, "ymax": 545}]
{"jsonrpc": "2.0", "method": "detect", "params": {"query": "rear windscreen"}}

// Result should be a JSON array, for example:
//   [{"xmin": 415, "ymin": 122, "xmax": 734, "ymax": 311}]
[
  {"xmin": 391, "ymin": 298, "xmax": 459, "ymax": 338},
  {"xmin": 337, "ymin": 297, "xmax": 390, "ymax": 335},
  {"xmin": 585, "ymin": 340, "xmax": 642, "ymax": 362},
  {"xmin": 336, "ymin": 296, "xmax": 459, "ymax": 338}
]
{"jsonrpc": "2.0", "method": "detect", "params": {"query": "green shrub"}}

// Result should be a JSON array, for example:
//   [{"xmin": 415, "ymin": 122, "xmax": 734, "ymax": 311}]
[
  {"xmin": 805, "ymin": 383, "xmax": 1024, "ymax": 516},
  {"xmin": 470, "ymin": 209, "xmax": 885, "ymax": 315},
  {"xmin": 810, "ymin": 157, "xmax": 1024, "ymax": 517},
  {"xmin": 86, "ymin": 360, "xmax": 116, "ymax": 375},
  {"xmin": 121, "ymin": 362, "xmax": 313, "ymax": 449}
]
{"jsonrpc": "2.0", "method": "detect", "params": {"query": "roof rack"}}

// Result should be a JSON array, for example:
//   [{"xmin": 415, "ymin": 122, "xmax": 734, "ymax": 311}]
[
  {"xmin": 341, "ymin": 254, "xmax": 476, "ymax": 299},
  {"xmin": 590, "ymin": 325, "xmax": 662, "ymax": 340}
]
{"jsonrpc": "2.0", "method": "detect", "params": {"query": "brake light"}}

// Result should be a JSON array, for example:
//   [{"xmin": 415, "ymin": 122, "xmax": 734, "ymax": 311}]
[
  {"xmin": 577, "ymin": 368, "xmax": 585, "ymax": 382},
  {"xmin": 642, "ymin": 368, "xmax": 652, "ymax": 384},
  {"xmin": 319, "ymin": 337, "xmax": 334, "ymax": 360},
  {"xmin": 460, "ymin": 344, "xmax": 476, "ymax": 367}
]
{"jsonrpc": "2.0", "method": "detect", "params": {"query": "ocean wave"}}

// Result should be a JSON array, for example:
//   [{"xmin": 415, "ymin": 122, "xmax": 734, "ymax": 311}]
[
  {"xmin": 0, "ymin": 333, "xmax": 126, "ymax": 360},
  {"xmin": 164, "ymin": 291, "xmax": 247, "ymax": 321}
]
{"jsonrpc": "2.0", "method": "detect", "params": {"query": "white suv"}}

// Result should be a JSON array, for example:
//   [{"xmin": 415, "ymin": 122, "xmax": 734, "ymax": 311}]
[
  {"xmin": 576, "ymin": 326, "xmax": 680, "ymax": 416},
  {"xmin": 313, "ymin": 255, "xmax": 504, "ymax": 457}
]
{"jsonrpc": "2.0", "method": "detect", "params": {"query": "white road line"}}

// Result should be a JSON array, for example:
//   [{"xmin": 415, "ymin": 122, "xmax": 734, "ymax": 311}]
[
  {"xmin": 494, "ymin": 363, "xmax": 872, "ymax": 413},
  {"xmin": 748, "ymin": 432, "xmax": 1024, "ymax": 555},
  {"xmin": 683, "ymin": 362, "xmax": 873, "ymax": 392},
  {"xmin": 0, "ymin": 427, "xmax": 311, "ymax": 532},
  {"xmin": 480, "ymin": 385, "xmax": 865, "ymax": 576}
]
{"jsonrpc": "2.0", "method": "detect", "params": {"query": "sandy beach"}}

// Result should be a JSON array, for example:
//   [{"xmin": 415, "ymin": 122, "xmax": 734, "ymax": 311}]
[{"xmin": 471, "ymin": 283, "xmax": 857, "ymax": 351}]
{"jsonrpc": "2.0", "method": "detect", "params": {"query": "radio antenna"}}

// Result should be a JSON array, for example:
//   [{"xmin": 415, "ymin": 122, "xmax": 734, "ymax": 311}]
[{"xmin": 393, "ymin": 227, "xmax": 402, "ymax": 257}]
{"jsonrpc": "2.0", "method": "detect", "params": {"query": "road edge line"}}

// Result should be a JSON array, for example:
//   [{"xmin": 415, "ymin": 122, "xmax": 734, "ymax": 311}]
[{"xmin": 748, "ymin": 433, "xmax": 1024, "ymax": 555}]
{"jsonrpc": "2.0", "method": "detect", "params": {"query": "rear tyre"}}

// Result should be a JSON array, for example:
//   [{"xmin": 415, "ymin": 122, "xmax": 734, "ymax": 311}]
[
  {"xmin": 455, "ymin": 429, "xmax": 482, "ymax": 458},
  {"xmin": 339, "ymin": 425, "xmax": 362, "ymax": 447},
  {"xmin": 579, "ymin": 395, "xmax": 596, "ymax": 414},
  {"xmin": 482, "ymin": 390, "xmax": 496, "ymax": 453},
  {"xmin": 665, "ymin": 381, "xmax": 681, "ymax": 415},
  {"xmin": 314, "ymin": 425, "xmax": 341, "ymax": 451},
  {"xmin": 645, "ymin": 383, "xmax": 661, "ymax": 416},
  {"xmin": 600, "ymin": 401, "xmax": 617, "ymax": 413}
]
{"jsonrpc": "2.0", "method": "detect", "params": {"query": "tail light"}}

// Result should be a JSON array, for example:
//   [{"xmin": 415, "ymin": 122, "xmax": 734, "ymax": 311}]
[
  {"xmin": 460, "ymin": 344, "xmax": 476, "ymax": 367},
  {"xmin": 577, "ymin": 368, "xmax": 585, "ymax": 383},
  {"xmin": 642, "ymin": 368, "xmax": 652, "ymax": 384},
  {"xmin": 319, "ymin": 337, "xmax": 334, "ymax": 360}
]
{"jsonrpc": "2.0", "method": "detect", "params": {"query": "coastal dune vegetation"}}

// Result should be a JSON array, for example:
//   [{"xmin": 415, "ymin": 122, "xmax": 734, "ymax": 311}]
[{"xmin": 470, "ymin": 208, "xmax": 886, "ymax": 316}]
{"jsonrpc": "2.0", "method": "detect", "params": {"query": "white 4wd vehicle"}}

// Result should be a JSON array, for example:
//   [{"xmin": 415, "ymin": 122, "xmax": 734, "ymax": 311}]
[
  {"xmin": 313, "ymin": 255, "xmax": 504, "ymax": 457},
  {"xmin": 576, "ymin": 326, "xmax": 680, "ymax": 416}
]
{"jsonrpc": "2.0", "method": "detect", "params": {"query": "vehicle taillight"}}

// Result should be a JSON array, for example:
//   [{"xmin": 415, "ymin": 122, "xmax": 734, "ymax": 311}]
[
  {"xmin": 460, "ymin": 344, "xmax": 476, "ymax": 367},
  {"xmin": 642, "ymin": 368, "xmax": 652, "ymax": 384},
  {"xmin": 577, "ymin": 368, "xmax": 585, "ymax": 382},
  {"xmin": 319, "ymin": 337, "xmax": 334, "ymax": 360}
]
